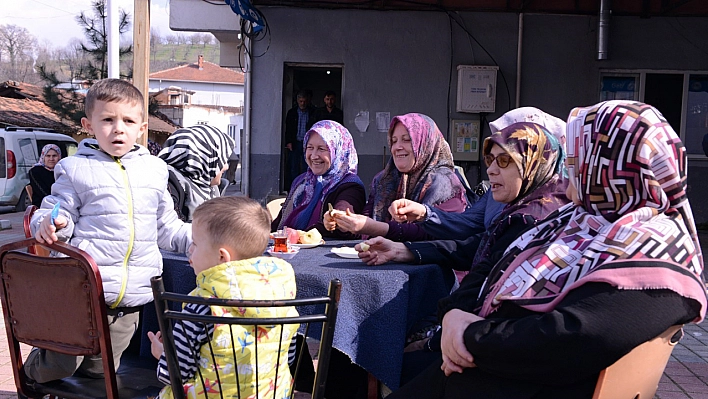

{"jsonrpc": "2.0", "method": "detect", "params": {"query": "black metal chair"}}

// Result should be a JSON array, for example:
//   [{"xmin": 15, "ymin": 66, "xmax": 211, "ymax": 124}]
[
  {"xmin": 151, "ymin": 276, "xmax": 342, "ymax": 399},
  {"xmin": 0, "ymin": 238, "xmax": 161, "ymax": 399}
]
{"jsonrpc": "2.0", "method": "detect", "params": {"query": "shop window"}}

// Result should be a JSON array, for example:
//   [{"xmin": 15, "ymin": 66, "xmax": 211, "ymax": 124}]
[{"xmin": 600, "ymin": 71, "xmax": 708, "ymax": 156}]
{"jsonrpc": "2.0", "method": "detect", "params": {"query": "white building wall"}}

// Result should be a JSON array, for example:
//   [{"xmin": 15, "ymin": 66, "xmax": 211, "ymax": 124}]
[{"xmin": 148, "ymin": 80, "xmax": 245, "ymax": 107}]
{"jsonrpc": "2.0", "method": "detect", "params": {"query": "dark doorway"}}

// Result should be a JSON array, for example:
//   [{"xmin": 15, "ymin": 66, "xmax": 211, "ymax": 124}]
[
  {"xmin": 644, "ymin": 73, "xmax": 684, "ymax": 133},
  {"xmin": 281, "ymin": 64, "xmax": 344, "ymax": 193}
]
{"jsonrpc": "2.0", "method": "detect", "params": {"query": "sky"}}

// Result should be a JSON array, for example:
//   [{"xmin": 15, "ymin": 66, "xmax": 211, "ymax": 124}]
[{"xmin": 0, "ymin": 0, "xmax": 185, "ymax": 49}]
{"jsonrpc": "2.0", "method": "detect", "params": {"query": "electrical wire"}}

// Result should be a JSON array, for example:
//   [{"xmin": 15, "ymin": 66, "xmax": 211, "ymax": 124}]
[
  {"xmin": 443, "ymin": 9, "xmax": 512, "ymax": 112},
  {"xmin": 201, "ymin": 0, "xmax": 272, "ymax": 72}
]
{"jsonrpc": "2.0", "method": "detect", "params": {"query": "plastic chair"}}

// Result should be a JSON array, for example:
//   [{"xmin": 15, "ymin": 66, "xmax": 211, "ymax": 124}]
[
  {"xmin": 592, "ymin": 325, "xmax": 683, "ymax": 399},
  {"xmin": 266, "ymin": 197, "xmax": 286, "ymax": 220},
  {"xmin": 22, "ymin": 205, "xmax": 50, "ymax": 257},
  {"xmin": 0, "ymin": 238, "xmax": 162, "ymax": 399},
  {"xmin": 151, "ymin": 276, "xmax": 342, "ymax": 399}
]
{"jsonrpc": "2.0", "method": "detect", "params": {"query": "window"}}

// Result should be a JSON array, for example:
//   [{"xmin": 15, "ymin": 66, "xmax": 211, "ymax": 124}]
[{"xmin": 600, "ymin": 71, "xmax": 708, "ymax": 156}]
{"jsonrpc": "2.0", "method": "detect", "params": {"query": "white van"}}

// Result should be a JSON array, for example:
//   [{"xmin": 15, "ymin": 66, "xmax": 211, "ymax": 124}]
[{"xmin": 0, "ymin": 127, "xmax": 78, "ymax": 211}]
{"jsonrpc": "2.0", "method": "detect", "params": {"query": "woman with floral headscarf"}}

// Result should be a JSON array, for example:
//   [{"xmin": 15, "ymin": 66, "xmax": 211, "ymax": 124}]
[
  {"xmin": 386, "ymin": 101, "xmax": 707, "ymax": 399},
  {"xmin": 325, "ymin": 113, "xmax": 467, "ymax": 241},
  {"xmin": 272, "ymin": 120, "xmax": 366, "ymax": 239},
  {"xmin": 29, "ymin": 144, "xmax": 62, "ymax": 207},
  {"xmin": 158, "ymin": 125, "xmax": 234, "ymax": 222}
]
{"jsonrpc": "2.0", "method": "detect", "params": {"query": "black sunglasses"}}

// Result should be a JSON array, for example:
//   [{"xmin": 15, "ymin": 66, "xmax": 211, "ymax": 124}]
[{"xmin": 483, "ymin": 153, "xmax": 513, "ymax": 169}]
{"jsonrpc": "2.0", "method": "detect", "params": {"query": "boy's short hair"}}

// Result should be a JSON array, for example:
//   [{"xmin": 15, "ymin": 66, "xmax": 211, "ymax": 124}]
[
  {"xmin": 85, "ymin": 78, "xmax": 144, "ymax": 120},
  {"xmin": 193, "ymin": 196, "xmax": 272, "ymax": 259}
]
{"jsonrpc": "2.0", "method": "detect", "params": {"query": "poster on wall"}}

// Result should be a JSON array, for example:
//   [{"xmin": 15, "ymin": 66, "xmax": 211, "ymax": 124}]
[{"xmin": 450, "ymin": 119, "xmax": 480, "ymax": 161}]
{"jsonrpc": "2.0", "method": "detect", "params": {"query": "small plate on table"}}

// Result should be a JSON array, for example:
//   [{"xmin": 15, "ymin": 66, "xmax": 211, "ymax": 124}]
[
  {"xmin": 267, "ymin": 246, "xmax": 300, "ymax": 260},
  {"xmin": 330, "ymin": 247, "xmax": 360, "ymax": 259},
  {"xmin": 291, "ymin": 240, "xmax": 325, "ymax": 249}
]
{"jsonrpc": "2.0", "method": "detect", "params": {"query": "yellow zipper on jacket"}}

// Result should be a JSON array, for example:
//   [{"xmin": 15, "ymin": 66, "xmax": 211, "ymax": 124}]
[{"xmin": 111, "ymin": 157, "xmax": 134, "ymax": 308}]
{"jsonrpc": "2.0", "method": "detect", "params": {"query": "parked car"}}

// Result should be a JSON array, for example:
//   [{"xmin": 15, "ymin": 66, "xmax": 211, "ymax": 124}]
[{"xmin": 0, "ymin": 127, "xmax": 78, "ymax": 211}]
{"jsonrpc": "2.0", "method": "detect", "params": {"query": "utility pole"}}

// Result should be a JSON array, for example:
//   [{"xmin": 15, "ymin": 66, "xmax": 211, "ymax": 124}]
[
  {"xmin": 132, "ymin": 0, "xmax": 150, "ymax": 146},
  {"xmin": 107, "ymin": 0, "xmax": 119, "ymax": 78}
]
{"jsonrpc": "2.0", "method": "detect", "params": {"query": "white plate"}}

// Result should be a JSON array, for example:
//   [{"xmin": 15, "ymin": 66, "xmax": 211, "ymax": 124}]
[
  {"xmin": 267, "ymin": 246, "xmax": 300, "ymax": 260},
  {"xmin": 330, "ymin": 247, "xmax": 360, "ymax": 259},
  {"xmin": 291, "ymin": 240, "xmax": 325, "ymax": 249}
]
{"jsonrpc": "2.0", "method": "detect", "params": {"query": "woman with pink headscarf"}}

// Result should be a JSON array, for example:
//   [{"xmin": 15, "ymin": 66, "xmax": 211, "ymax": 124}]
[{"xmin": 325, "ymin": 113, "xmax": 467, "ymax": 241}]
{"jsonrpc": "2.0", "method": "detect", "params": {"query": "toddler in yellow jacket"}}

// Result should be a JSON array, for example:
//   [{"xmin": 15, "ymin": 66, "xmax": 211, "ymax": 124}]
[{"xmin": 148, "ymin": 196, "xmax": 298, "ymax": 399}]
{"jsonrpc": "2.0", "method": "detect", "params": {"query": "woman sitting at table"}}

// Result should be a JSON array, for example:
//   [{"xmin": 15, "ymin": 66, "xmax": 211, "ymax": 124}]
[
  {"xmin": 385, "ymin": 101, "xmax": 708, "ymax": 398},
  {"xmin": 28, "ymin": 144, "xmax": 62, "ymax": 207},
  {"xmin": 272, "ymin": 120, "xmax": 366, "ymax": 239},
  {"xmin": 324, "ymin": 113, "xmax": 467, "ymax": 241}
]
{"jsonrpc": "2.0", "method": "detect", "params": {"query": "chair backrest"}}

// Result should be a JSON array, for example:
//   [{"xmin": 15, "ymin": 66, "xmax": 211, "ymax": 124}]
[
  {"xmin": 0, "ymin": 238, "xmax": 118, "ymax": 398},
  {"xmin": 151, "ymin": 276, "xmax": 342, "ymax": 399},
  {"xmin": 592, "ymin": 325, "xmax": 683, "ymax": 399},
  {"xmin": 22, "ymin": 205, "xmax": 51, "ymax": 257},
  {"xmin": 266, "ymin": 197, "xmax": 286, "ymax": 220}
]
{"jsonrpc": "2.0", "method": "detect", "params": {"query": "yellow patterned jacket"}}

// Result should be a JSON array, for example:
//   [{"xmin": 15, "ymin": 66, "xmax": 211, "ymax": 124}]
[{"xmin": 159, "ymin": 256, "xmax": 298, "ymax": 399}]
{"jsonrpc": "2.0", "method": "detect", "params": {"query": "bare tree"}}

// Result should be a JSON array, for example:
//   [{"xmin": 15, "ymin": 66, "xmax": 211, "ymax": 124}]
[{"xmin": 0, "ymin": 24, "xmax": 37, "ymax": 82}]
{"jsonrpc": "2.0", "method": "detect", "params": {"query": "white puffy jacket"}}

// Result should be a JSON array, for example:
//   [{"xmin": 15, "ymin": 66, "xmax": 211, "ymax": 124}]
[{"xmin": 31, "ymin": 139, "xmax": 192, "ymax": 307}]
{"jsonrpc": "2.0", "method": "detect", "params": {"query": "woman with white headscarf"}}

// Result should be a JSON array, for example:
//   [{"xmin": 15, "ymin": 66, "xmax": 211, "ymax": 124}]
[
  {"xmin": 158, "ymin": 124, "xmax": 234, "ymax": 222},
  {"xmin": 29, "ymin": 144, "xmax": 62, "ymax": 207}
]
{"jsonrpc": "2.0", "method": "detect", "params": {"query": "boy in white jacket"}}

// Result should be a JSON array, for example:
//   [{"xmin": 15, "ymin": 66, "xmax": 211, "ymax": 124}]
[{"xmin": 27, "ymin": 78, "xmax": 192, "ymax": 383}]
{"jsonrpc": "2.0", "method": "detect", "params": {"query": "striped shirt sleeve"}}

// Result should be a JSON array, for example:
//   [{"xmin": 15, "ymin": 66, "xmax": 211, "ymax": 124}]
[{"xmin": 156, "ymin": 302, "xmax": 214, "ymax": 385}]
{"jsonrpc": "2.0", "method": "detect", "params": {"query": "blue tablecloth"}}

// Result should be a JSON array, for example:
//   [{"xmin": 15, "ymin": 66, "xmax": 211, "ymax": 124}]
[{"xmin": 142, "ymin": 240, "xmax": 455, "ymax": 390}]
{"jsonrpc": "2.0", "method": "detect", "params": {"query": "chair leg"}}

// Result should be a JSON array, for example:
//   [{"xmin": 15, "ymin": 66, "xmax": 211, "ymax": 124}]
[{"xmin": 367, "ymin": 373, "xmax": 379, "ymax": 399}]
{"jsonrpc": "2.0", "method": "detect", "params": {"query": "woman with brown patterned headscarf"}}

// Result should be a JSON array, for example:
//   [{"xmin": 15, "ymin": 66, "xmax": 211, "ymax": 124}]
[{"xmin": 387, "ymin": 101, "xmax": 707, "ymax": 399}]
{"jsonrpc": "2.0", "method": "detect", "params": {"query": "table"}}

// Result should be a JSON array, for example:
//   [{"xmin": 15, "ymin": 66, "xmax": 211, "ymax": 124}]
[{"xmin": 142, "ymin": 240, "xmax": 455, "ymax": 390}]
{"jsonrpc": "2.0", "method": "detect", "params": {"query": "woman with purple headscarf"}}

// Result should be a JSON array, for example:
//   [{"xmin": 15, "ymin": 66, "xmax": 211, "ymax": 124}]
[
  {"xmin": 272, "ymin": 120, "xmax": 366, "ymax": 239},
  {"xmin": 324, "ymin": 113, "xmax": 467, "ymax": 241},
  {"xmin": 29, "ymin": 144, "xmax": 62, "ymax": 207}
]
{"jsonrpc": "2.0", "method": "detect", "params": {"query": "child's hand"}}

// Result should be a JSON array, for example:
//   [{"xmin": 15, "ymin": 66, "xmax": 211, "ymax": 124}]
[
  {"xmin": 35, "ymin": 214, "xmax": 67, "ymax": 245},
  {"xmin": 147, "ymin": 331, "xmax": 164, "ymax": 360}
]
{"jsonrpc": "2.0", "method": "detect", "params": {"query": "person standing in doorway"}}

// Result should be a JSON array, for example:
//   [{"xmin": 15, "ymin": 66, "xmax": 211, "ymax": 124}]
[
  {"xmin": 285, "ymin": 90, "xmax": 315, "ymax": 189},
  {"xmin": 314, "ymin": 90, "xmax": 344, "ymax": 124}
]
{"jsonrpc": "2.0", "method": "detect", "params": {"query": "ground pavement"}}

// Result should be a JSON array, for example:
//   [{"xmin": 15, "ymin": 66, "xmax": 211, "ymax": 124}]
[{"xmin": 0, "ymin": 210, "xmax": 705, "ymax": 398}]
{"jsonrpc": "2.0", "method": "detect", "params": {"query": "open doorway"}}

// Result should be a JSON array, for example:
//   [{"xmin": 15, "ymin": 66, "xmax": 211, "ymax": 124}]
[{"xmin": 281, "ymin": 64, "xmax": 344, "ymax": 193}]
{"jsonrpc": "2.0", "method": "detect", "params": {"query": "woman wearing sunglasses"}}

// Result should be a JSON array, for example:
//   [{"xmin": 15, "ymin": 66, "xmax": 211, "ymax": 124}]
[{"xmin": 355, "ymin": 122, "xmax": 569, "ymax": 383}]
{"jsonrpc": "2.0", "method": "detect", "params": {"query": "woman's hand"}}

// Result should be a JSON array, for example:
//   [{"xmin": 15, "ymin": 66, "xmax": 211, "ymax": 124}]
[
  {"xmin": 35, "ymin": 214, "xmax": 67, "ymax": 245},
  {"xmin": 323, "ymin": 211, "xmax": 338, "ymax": 231},
  {"xmin": 389, "ymin": 199, "xmax": 427, "ymax": 223},
  {"xmin": 147, "ymin": 331, "xmax": 164, "ymax": 360},
  {"xmin": 356, "ymin": 236, "xmax": 414, "ymax": 265},
  {"xmin": 332, "ymin": 208, "xmax": 370, "ymax": 234},
  {"xmin": 440, "ymin": 309, "xmax": 484, "ymax": 376}
]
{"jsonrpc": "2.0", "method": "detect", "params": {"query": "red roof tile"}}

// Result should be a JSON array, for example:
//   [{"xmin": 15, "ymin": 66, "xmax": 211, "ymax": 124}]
[
  {"xmin": 0, "ymin": 81, "xmax": 178, "ymax": 135},
  {"xmin": 150, "ymin": 60, "xmax": 244, "ymax": 85}
]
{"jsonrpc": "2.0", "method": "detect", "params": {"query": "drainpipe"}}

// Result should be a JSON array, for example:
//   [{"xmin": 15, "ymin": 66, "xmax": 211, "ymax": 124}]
[
  {"xmin": 515, "ymin": 13, "xmax": 523, "ymax": 108},
  {"xmin": 598, "ymin": 0, "xmax": 611, "ymax": 60},
  {"xmin": 242, "ymin": 36, "xmax": 252, "ymax": 197}
]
